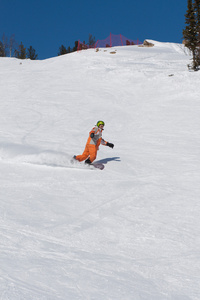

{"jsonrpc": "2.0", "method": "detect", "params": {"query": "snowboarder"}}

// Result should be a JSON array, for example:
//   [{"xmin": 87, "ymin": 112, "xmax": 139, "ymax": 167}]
[{"xmin": 74, "ymin": 121, "xmax": 114, "ymax": 164}]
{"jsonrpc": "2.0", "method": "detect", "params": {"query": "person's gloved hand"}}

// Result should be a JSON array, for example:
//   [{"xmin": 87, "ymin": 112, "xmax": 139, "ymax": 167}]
[
  {"xmin": 107, "ymin": 142, "xmax": 114, "ymax": 148},
  {"xmin": 90, "ymin": 133, "xmax": 94, "ymax": 138}
]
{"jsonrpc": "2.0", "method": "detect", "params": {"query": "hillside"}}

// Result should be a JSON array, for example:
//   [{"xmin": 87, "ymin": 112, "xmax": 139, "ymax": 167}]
[{"xmin": 0, "ymin": 41, "xmax": 200, "ymax": 300}]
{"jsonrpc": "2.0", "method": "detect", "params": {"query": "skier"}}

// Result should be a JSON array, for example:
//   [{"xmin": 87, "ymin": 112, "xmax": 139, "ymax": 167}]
[{"xmin": 74, "ymin": 121, "xmax": 114, "ymax": 164}]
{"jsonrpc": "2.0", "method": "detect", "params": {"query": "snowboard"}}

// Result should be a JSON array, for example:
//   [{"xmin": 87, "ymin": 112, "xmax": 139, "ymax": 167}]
[{"xmin": 91, "ymin": 163, "xmax": 104, "ymax": 170}]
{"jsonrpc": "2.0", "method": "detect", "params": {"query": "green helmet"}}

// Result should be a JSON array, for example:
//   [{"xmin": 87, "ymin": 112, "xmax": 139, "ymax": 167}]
[{"xmin": 97, "ymin": 120, "xmax": 105, "ymax": 127}]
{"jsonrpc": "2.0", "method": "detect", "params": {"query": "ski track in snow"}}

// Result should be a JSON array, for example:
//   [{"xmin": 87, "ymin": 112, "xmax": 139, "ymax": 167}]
[
  {"xmin": 0, "ymin": 41, "xmax": 200, "ymax": 299},
  {"xmin": 0, "ymin": 142, "xmax": 91, "ymax": 170}
]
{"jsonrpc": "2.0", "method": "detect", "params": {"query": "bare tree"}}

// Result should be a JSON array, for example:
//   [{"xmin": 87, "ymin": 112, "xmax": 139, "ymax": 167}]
[
  {"xmin": 8, "ymin": 34, "xmax": 16, "ymax": 57},
  {"xmin": 1, "ymin": 33, "xmax": 8, "ymax": 56},
  {"xmin": 88, "ymin": 34, "xmax": 96, "ymax": 46}
]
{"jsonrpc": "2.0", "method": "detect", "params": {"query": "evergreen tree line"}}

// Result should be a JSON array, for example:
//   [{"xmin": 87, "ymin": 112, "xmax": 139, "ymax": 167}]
[
  {"xmin": 0, "ymin": 33, "xmax": 96, "ymax": 59},
  {"xmin": 58, "ymin": 41, "xmax": 79, "ymax": 56},
  {"xmin": 183, "ymin": 0, "xmax": 200, "ymax": 70},
  {"xmin": 57, "ymin": 34, "xmax": 96, "ymax": 56},
  {"xmin": 0, "ymin": 34, "xmax": 38, "ymax": 60}
]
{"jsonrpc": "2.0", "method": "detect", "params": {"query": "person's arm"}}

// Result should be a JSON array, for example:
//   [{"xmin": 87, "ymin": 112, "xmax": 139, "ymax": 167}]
[{"xmin": 101, "ymin": 139, "xmax": 114, "ymax": 148}]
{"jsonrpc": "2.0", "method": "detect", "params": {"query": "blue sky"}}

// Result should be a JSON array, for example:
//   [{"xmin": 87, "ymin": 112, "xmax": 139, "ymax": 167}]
[{"xmin": 1, "ymin": 0, "xmax": 187, "ymax": 60}]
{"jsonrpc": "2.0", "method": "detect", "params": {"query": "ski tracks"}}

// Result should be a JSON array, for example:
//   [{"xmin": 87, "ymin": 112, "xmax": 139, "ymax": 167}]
[{"xmin": 0, "ymin": 222, "xmax": 89, "ymax": 299}]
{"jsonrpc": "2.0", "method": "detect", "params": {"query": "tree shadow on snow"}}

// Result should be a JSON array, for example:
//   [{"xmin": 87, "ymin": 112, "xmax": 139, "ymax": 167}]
[{"xmin": 95, "ymin": 157, "xmax": 121, "ymax": 165}]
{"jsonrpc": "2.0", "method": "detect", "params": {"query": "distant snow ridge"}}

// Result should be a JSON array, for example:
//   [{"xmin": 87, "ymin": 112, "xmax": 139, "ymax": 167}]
[{"xmin": 0, "ymin": 142, "xmax": 71, "ymax": 168}]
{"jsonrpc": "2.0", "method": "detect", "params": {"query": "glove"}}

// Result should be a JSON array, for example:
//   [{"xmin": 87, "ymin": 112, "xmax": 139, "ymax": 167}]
[
  {"xmin": 90, "ymin": 133, "xmax": 94, "ymax": 138},
  {"xmin": 107, "ymin": 142, "xmax": 114, "ymax": 148}
]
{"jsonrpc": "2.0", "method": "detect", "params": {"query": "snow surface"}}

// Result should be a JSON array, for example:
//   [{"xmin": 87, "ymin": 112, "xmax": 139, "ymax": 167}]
[{"xmin": 0, "ymin": 41, "xmax": 200, "ymax": 300}]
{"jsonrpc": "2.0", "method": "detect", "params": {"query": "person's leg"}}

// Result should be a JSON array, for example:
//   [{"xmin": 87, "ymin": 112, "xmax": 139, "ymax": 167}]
[
  {"xmin": 75, "ymin": 145, "xmax": 90, "ymax": 161},
  {"xmin": 88, "ymin": 145, "xmax": 97, "ymax": 162}
]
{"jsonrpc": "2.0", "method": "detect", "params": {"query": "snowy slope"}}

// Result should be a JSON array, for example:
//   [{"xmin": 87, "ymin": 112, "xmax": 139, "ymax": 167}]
[{"xmin": 0, "ymin": 41, "xmax": 200, "ymax": 300}]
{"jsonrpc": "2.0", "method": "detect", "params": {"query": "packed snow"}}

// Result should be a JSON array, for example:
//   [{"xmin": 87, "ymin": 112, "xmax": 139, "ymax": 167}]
[{"xmin": 0, "ymin": 40, "xmax": 200, "ymax": 300}]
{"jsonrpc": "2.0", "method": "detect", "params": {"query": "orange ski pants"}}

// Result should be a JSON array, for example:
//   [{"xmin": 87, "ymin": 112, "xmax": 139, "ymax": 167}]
[{"xmin": 76, "ymin": 144, "xmax": 97, "ymax": 163}]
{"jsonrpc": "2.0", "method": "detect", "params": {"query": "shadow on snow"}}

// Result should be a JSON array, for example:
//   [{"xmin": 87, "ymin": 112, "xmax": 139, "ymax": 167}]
[{"xmin": 95, "ymin": 157, "xmax": 121, "ymax": 165}]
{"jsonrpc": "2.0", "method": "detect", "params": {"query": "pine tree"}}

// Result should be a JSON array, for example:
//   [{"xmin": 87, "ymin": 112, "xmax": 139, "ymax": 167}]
[
  {"xmin": 194, "ymin": 0, "xmax": 200, "ymax": 28},
  {"xmin": 27, "ymin": 46, "xmax": 38, "ymax": 60},
  {"xmin": 15, "ymin": 42, "xmax": 26, "ymax": 59},
  {"xmin": 58, "ymin": 45, "xmax": 68, "ymax": 56},
  {"xmin": 0, "ymin": 41, "xmax": 6, "ymax": 57},
  {"xmin": 67, "ymin": 46, "xmax": 71, "ymax": 53},
  {"xmin": 194, "ymin": 0, "xmax": 200, "ymax": 62},
  {"xmin": 183, "ymin": 0, "xmax": 199, "ymax": 70},
  {"xmin": 72, "ymin": 41, "xmax": 78, "ymax": 52}
]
